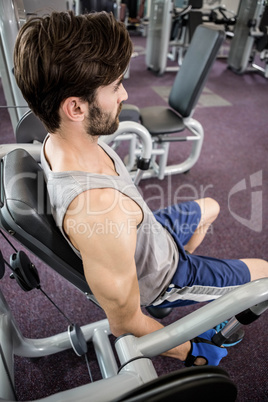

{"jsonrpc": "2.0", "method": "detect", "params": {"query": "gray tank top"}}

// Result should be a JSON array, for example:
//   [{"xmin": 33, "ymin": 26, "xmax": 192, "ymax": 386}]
[{"xmin": 41, "ymin": 136, "xmax": 178, "ymax": 306}]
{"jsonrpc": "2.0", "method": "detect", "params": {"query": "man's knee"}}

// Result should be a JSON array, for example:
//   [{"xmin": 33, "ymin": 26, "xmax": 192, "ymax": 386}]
[
  {"xmin": 196, "ymin": 197, "xmax": 220, "ymax": 225},
  {"xmin": 240, "ymin": 258, "xmax": 268, "ymax": 281},
  {"xmin": 207, "ymin": 197, "xmax": 220, "ymax": 221}
]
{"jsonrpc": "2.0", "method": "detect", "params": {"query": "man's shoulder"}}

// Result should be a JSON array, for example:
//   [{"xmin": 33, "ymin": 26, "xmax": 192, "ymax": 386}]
[
  {"xmin": 67, "ymin": 187, "xmax": 124, "ymax": 215},
  {"xmin": 64, "ymin": 187, "xmax": 138, "ymax": 258},
  {"xmin": 65, "ymin": 187, "xmax": 141, "ymax": 239}
]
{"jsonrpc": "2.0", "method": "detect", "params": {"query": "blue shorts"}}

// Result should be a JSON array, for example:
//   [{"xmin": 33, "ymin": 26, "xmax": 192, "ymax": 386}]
[{"xmin": 152, "ymin": 201, "xmax": 251, "ymax": 307}]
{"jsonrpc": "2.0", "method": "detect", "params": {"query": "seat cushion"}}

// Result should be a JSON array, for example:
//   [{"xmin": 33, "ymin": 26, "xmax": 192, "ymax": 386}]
[
  {"xmin": 16, "ymin": 110, "xmax": 47, "ymax": 143},
  {"xmin": 140, "ymin": 106, "xmax": 185, "ymax": 136},
  {"xmin": 119, "ymin": 104, "xmax": 140, "ymax": 122}
]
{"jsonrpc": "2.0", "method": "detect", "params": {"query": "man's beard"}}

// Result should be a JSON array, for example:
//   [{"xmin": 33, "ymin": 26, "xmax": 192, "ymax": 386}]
[{"xmin": 85, "ymin": 102, "xmax": 122, "ymax": 137}]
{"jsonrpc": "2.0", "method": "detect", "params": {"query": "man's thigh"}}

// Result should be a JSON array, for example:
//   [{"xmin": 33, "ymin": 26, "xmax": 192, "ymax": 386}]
[
  {"xmin": 152, "ymin": 255, "xmax": 250, "ymax": 307},
  {"xmin": 153, "ymin": 201, "xmax": 202, "ymax": 246}
]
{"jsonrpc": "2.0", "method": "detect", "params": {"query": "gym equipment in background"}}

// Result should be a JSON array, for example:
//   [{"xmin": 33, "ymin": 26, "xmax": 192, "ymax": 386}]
[
  {"xmin": 112, "ymin": 25, "xmax": 224, "ymax": 180},
  {"xmin": 145, "ymin": 0, "xmax": 236, "ymax": 75},
  {"xmin": 228, "ymin": 0, "xmax": 268, "ymax": 78}
]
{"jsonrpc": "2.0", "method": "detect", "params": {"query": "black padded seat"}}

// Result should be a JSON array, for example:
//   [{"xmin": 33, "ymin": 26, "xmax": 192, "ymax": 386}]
[
  {"xmin": 119, "ymin": 104, "xmax": 140, "ymax": 123},
  {"xmin": 115, "ymin": 366, "xmax": 237, "ymax": 402},
  {"xmin": 132, "ymin": 25, "xmax": 225, "ymax": 179},
  {"xmin": 140, "ymin": 25, "xmax": 225, "ymax": 134},
  {"xmin": 139, "ymin": 107, "xmax": 185, "ymax": 136}
]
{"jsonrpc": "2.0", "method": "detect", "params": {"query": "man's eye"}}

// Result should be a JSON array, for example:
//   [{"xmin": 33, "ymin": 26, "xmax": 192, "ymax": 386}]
[
  {"xmin": 114, "ymin": 79, "xmax": 123, "ymax": 92},
  {"xmin": 114, "ymin": 85, "xmax": 121, "ymax": 92}
]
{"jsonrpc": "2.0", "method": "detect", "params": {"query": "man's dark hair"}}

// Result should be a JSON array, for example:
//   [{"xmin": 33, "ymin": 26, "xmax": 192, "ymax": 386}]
[{"xmin": 14, "ymin": 11, "xmax": 133, "ymax": 132}]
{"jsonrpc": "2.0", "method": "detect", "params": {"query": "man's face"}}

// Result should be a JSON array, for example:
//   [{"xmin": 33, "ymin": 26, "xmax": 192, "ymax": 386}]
[
  {"xmin": 85, "ymin": 101, "xmax": 123, "ymax": 137},
  {"xmin": 85, "ymin": 76, "xmax": 128, "ymax": 137}
]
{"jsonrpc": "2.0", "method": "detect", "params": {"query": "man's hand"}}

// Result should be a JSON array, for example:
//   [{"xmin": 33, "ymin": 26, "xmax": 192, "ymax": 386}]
[{"xmin": 185, "ymin": 329, "xmax": 228, "ymax": 366}]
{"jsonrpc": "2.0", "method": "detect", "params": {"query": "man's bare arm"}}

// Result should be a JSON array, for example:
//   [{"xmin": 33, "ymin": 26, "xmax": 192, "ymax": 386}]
[{"xmin": 64, "ymin": 188, "xmax": 190, "ymax": 361}]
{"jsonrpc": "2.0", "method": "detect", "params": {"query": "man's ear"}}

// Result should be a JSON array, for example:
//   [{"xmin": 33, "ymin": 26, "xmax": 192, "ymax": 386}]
[{"xmin": 61, "ymin": 97, "xmax": 87, "ymax": 122}]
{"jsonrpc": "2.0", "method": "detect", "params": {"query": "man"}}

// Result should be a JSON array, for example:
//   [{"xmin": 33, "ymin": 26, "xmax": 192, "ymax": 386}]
[{"xmin": 14, "ymin": 11, "xmax": 268, "ymax": 367}]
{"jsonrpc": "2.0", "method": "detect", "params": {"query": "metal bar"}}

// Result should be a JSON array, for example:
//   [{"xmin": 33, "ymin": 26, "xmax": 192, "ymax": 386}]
[
  {"xmin": 0, "ymin": 143, "xmax": 42, "ymax": 161},
  {"xmin": 136, "ymin": 279, "xmax": 268, "ymax": 357},
  {"xmin": 92, "ymin": 328, "xmax": 118, "ymax": 379},
  {"xmin": 12, "ymin": 318, "xmax": 110, "ymax": 358}
]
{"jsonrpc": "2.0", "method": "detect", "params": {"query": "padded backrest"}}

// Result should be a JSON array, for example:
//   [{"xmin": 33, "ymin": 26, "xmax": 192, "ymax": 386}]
[
  {"xmin": 189, "ymin": 0, "xmax": 203, "ymax": 9},
  {"xmin": 169, "ymin": 25, "xmax": 225, "ymax": 118},
  {"xmin": 81, "ymin": 0, "xmax": 114, "ymax": 14},
  {"xmin": 16, "ymin": 109, "xmax": 47, "ymax": 144},
  {"xmin": 0, "ymin": 149, "xmax": 91, "ymax": 295},
  {"xmin": 188, "ymin": 11, "xmax": 203, "ymax": 40},
  {"xmin": 260, "ymin": 5, "xmax": 268, "ymax": 31}
]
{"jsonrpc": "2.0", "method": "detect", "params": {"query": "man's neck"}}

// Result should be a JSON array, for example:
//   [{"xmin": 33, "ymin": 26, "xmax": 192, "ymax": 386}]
[{"xmin": 45, "ymin": 126, "xmax": 116, "ymax": 175}]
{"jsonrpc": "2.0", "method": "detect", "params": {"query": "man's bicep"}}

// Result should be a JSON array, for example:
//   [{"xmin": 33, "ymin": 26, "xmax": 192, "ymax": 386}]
[
  {"xmin": 81, "ymin": 220, "xmax": 139, "ymax": 303},
  {"xmin": 64, "ymin": 190, "xmax": 140, "ymax": 315},
  {"xmin": 63, "ymin": 188, "xmax": 139, "ymax": 255},
  {"xmin": 80, "ymin": 226, "xmax": 142, "ymax": 336}
]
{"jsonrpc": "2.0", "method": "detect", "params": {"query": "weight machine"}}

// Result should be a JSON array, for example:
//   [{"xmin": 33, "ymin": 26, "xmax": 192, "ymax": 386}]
[
  {"xmin": 228, "ymin": 0, "xmax": 268, "ymax": 78},
  {"xmin": 146, "ymin": 0, "xmax": 236, "ymax": 75},
  {"xmin": 0, "ymin": 132, "xmax": 267, "ymax": 400}
]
